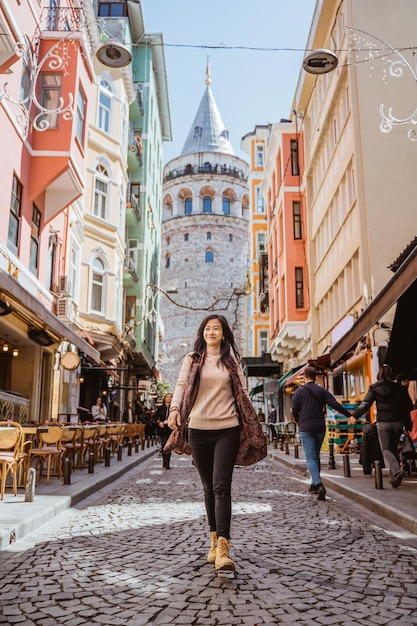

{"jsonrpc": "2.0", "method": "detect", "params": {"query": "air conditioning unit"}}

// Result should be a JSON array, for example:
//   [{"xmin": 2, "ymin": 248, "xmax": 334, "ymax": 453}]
[
  {"xmin": 57, "ymin": 275, "xmax": 70, "ymax": 295},
  {"xmin": 57, "ymin": 298, "xmax": 70, "ymax": 319}
]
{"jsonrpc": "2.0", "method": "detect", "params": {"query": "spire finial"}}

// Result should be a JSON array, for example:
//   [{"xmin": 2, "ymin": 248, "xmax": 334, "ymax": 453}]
[{"xmin": 205, "ymin": 56, "xmax": 211, "ymax": 86}]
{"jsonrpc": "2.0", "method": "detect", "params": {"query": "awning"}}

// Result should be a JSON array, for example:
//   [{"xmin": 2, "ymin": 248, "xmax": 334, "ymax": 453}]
[
  {"xmin": 329, "ymin": 247, "xmax": 417, "ymax": 368},
  {"xmin": 242, "ymin": 354, "xmax": 282, "ymax": 378},
  {"xmin": 0, "ymin": 270, "xmax": 100, "ymax": 363},
  {"xmin": 249, "ymin": 383, "xmax": 264, "ymax": 397},
  {"xmin": 384, "ymin": 278, "xmax": 417, "ymax": 378},
  {"xmin": 278, "ymin": 366, "xmax": 303, "ymax": 388}
]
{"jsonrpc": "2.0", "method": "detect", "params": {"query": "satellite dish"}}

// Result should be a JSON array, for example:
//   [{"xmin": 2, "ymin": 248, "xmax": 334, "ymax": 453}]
[
  {"xmin": 96, "ymin": 43, "xmax": 132, "ymax": 69},
  {"xmin": 302, "ymin": 49, "xmax": 338, "ymax": 75}
]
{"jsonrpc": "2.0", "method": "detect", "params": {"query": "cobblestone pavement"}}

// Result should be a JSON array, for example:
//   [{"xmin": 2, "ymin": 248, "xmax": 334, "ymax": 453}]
[{"xmin": 1, "ymin": 454, "xmax": 417, "ymax": 626}]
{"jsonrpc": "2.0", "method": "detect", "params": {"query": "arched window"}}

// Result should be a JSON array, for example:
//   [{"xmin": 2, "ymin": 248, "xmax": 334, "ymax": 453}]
[
  {"xmin": 203, "ymin": 162, "xmax": 211, "ymax": 172},
  {"xmin": 203, "ymin": 196, "xmax": 212, "ymax": 213},
  {"xmin": 98, "ymin": 79, "xmax": 113, "ymax": 133},
  {"xmin": 90, "ymin": 258, "xmax": 105, "ymax": 313},
  {"xmin": 194, "ymin": 126, "xmax": 202, "ymax": 137},
  {"xmin": 205, "ymin": 251, "xmax": 214, "ymax": 263},
  {"xmin": 222, "ymin": 198, "xmax": 230, "ymax": 215},
  {"xmin": 207, "ymin": 232, "xmax": 211, "ymax": 240},
  {"xmin": 184, "ymin": 198, "xmax": 192, "ymax": 214},
  {"xmin": 184, "ymin": 233, "xmax": 189, "ymax": 241},
  {"xmin": 93, "ymin": 165, "xmax": 109, "ymax": 219}
]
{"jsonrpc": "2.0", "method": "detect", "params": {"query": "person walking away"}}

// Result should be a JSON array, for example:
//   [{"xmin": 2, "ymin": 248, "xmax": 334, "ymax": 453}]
[
  {"xmin": 169, "ymin": 314, "xmax": 252, "ymax": 574},
  {"xmin": 154, "ymin": 394, "xmax": 173, "ymax": 469},
  {"xmin": 267, "ymin": 404, "xmax": 277, "ymax": 441},
  {"xmin": 291, "ymin": 366, "xmax": 352, "ymax": 500},
  {"xmin": 91, "ymin": 397, "xmax": 107, "ymax": 422},
  {"xmin": 349, "ymin": 364, "xmax": 412, "ymax": 488}
]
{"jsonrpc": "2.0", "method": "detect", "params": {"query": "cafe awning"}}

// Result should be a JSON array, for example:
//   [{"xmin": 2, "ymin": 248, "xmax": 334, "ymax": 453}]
[
  {"xmin": 0, "ymin": 269, "xmax": 100, "ymax": 363},
  {"xmin": 329, "ymin": 246, "xmax": 417, "ymax": 368},
  {"xmin": 249, "ymin": 383, "xmax": 264, "ymax": 397},
  {"xmin": 242, "ymin": 354, "xmax": 282, "ymax": 378}
]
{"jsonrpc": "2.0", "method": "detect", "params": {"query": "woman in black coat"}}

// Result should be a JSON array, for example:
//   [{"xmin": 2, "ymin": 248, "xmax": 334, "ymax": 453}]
[
  {"xmin": 153, "ymin": 393, "xmax": 173, "ymax": 469},
  {"xmin": 351, "ymin": 364, "xmax": 412, "ymax": 488}
]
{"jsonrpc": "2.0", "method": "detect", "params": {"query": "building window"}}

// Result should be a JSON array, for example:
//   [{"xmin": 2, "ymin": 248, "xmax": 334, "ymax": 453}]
[
  {"xmin": 203, "ymin": 196, "xmax": 212, "ymax": 213},
  {"xmin": 165, "ymin": 254, "xmax": 170, "ymax": 268},
  {"xmin": 290, "ymin": 139, "xmax": 300, "ymax": 176},
  {"xmin": 93, "ymin": 165, "xmax": 108, "ymax": 219},
  {"xmin": 125, "ymin": 295, "xmax": 136, "ymax": 324},
  {"xmin": 228, "ymin": 234, "xmax": 233, "ymax": 242},
  {"xmin": 207, "ymin": 232, "xmax": 211, "ymax": 240},
  {"xmin": 8, "ymin": 175, "xmax": 22, "ymax": 253},
  {"xmin": 29, "ymin": 204, "xmax": 41, "ymax": 275},
  {"xmin": 259, "ymin": 330, "xmax": 268, "ymax": 354},
  {"xmin": 194, "ymin": 126, "xmax": 202, "ymax": 137},
  {"xmin": 295, "ymin": 267, "xmax": 304, "ymax": 308},
  {"xmin": 293, "ymin": 201, "xmax": 302, "ymax": 239},
  {"xmin": 184, "ymin": 233, "xmax": 189, "ymax": 241},
  {"xmin": 222, "ymin": 197, "xmax": 230, "ymax": 215},
  {"xmin": 203, "ymin": 162, "xmax": 211, "ymax": 172},
  {"xmin": 91, "ymin": 258, "xmax": 105, "ymax": 313},
  {"xmin": 220, "ymin": 129, "xmax": 229, "ymax": 140},
  {"xmin": 256, "ymin": 186, "xmax": 265, "ymax": 213},
  {"xmin": 184, "ymin": 198, "xmax": 192, "ymax": 214},
  {"xmin": 257, "ymin": 145, "xmax": 264, "ymax": 167},
  {"xmin": 98, "ymin": 80, "xmax": 113, "ymax": 133},
  {"xmin": 98, "ymin": 2, "xmax": 126, "ymax": 16},
  {"xmin": 257, "ymin": 232, "xmax": 266, "ymax": 257},
  {"xmin": 205, "ymin": 251, "xmax": 214, "ymax": 263},
  {"xmin": 39, "ymin": 73, "xmax": 62, "ymax": 129},
  {"xmin": 75, "ymin": 86, "xmax": 86, "ymax": 144},
  {"xmin": 70, "ymin": 243, "xmax": 79, "ymax": 300}
]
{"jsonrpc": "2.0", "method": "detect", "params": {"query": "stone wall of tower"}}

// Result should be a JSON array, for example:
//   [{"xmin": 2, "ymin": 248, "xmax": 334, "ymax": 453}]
[{"xmin": 159, "ymin": 152, "xmax": 249, "ymax": 388}]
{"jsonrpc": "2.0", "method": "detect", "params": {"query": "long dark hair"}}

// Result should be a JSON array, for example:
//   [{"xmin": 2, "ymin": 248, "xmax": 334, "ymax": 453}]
[
  {"xmin": 377, "ymin": 364, "xmax": 394, "ymax": 382},
  {"xmin": 192, "ymin": 314, "xmax": 241, "ymax": 366}
]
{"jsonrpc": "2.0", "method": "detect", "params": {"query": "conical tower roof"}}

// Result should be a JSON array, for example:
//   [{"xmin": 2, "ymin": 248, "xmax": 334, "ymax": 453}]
[{"xmin": 180, "ymin": 64, "xmax": 234, "ymax": 156}]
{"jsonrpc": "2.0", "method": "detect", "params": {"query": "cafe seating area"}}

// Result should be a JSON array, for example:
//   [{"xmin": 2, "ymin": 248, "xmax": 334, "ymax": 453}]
[{"xmin": 0, "ymin": 421, "xmax": 156, "ymax": 497}]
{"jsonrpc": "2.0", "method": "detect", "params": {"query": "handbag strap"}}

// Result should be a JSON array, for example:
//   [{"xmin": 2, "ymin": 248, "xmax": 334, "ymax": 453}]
[{"xmin": 303, "ymin": 384, "xmax": 325, "ymax": 413}]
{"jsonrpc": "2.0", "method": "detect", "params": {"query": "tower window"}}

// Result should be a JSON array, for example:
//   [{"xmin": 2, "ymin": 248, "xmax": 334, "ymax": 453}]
[
  {"xmin": 222, "ymin": 198, "xmax": 230, "ymax": 215},
  {"xmin": 184, "ymin": 198, "xmax": 192, "ymax": 214},
  {"xmin": 207, "ymin": 232, "xmax": 211, "ymax": 240},
  {"xmin": 203, "ymin": 196, "xmax": 212, "ymax": 213},
  {"xmin": 205, "ymin": 251, "xmax": 214, "ymax": 263}
]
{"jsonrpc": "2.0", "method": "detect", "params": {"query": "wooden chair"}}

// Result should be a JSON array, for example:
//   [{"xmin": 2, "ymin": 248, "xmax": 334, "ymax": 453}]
[
  {"xmin": 30, "ymin": 426, "xmax": 63, "ymax": 483},
  {"xmin": 108, "ymin": 424, "xmax": 123, "ymax": 456},
  {"xmin": 0, "ymin": 421, "xmax": 23, "ymax": 500},
  {"xmin": 60, "ymin": 426, "xmax": 80, "ymax": 470},
  {"xmin": 97, "ymin": 424, "xmax": 110, "ymax": 462},
  {"xmin": 124, "ymin": 423, "xmax": 138, "ymax": 447},
  {"xmin": 80, "ymin": 425, "xmax": 98, "ymax": 468}
]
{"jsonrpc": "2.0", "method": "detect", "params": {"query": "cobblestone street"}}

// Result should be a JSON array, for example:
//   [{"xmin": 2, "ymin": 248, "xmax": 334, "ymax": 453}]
[{"xmin": 1, "ymin": 453, "xmax": 417, "ymax": 626}]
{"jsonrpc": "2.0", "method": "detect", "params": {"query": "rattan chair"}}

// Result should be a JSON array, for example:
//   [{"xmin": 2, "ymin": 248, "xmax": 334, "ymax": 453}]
[
  {"xmin": 31, "ymin": 426, "xmax": 63, "ymax": 483},
  {"xmin": 0, "ymin": 421, "xmax": 23, "ymax": 500}
]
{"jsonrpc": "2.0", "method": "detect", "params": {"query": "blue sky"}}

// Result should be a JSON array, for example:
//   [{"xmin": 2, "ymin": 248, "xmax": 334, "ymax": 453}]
[{"xmin": 140, "ymin": 0, "xmax": 316, "ymax": 164}]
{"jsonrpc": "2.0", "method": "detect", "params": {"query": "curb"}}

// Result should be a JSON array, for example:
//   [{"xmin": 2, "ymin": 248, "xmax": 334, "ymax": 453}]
[
  {"xmin": 0, "ymin": 448, "xmax": 157, "ymax": 551},
  {"xmin": 269, "ymin": 451, "xmax": 417, "ymax": 536}
]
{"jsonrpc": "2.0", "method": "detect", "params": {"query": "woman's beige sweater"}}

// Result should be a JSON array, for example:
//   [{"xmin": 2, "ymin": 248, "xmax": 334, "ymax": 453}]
[{"xmin": 171, "ymin": 353, "xmax": 247, "ymax": 430}]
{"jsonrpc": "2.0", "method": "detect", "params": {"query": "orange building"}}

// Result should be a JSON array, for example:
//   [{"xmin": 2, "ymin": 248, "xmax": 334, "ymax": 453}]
[{"xmin": 261, "ymin": 121, "xmax": 310, "ymax": 419}]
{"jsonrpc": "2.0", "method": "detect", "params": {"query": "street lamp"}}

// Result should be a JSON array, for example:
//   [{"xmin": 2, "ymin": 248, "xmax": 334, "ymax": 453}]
[{"xmin": 302, "ymin": 49, "xmax": 338, "ymax": 75}]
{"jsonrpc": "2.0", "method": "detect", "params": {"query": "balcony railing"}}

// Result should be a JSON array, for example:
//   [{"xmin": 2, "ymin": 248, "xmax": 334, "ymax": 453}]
[
  {"xmin": 40, "ymin": 6, "xmax": 83, "ymax": 32},
  {"xmin": 164, "ymin": 164, "xmax": 248, "ymax": 183}
]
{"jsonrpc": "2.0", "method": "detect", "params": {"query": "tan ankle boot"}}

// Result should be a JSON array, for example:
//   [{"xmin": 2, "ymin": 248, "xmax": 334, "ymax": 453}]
[
  {"xmin": 215, "ymin": 536, "xmax": 235, "ymax": 571},
  {"xmin": 207, "ymin": 531, "xmax": 217, "ymax": 563}
]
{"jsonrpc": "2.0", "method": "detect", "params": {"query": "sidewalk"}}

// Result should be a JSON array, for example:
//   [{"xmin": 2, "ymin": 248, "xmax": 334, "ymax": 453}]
[
  {"xmin": 269, "ymin": 442, "xmax": 417, "ymax": 535},
  {"xmin": 0, "ymin": 442, "xmax": 157, "ymax": 550},
  {"xmin": 1, "ymin": 441, "xmax": 417, "ymax": 553}
]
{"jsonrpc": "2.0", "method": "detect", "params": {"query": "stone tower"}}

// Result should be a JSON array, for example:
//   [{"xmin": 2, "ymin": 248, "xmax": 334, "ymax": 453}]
[{"xmin": 159, "ymin": 66, "xmax": 249, "ymax": 388}]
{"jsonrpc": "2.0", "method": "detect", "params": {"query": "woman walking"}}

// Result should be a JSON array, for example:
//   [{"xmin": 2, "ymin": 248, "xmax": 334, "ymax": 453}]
[
  {"xmin": 168, "ymin": 314, "xmax": 255, "ymax": 574},
  {"xmin": 154, "ymin": 393, "xmax": 173, "ymax": 470},
  {"xmin": 350, "ymin": 364, "xmax": 413, "ymax": 488}
]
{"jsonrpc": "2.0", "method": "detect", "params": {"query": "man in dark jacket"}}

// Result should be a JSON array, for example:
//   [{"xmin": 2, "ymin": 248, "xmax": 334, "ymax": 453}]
[
  {"xmin": 350, "ymin": 364, "xmax": 412, "ymax": 488},
  {"xmin": 291, "ymin": 366, "xmax": 352, "ymax": 500},
  {"xmin": 154, "ymin": 393, "xmax": 173, "ymax": 469}
]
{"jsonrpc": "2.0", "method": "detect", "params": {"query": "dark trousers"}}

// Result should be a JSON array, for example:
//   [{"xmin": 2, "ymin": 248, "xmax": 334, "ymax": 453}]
[
  {"xmin": 189, "ymin": 426, "xmax": 240, "ymax": 540},
  {"xmin": 160, "ymin": 438, "xmax": 171, "ymax": 468}
]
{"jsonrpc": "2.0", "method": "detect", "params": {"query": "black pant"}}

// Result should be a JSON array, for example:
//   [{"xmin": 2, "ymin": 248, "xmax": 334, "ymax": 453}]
[
  {"xmin": 160, "ymin": 438, "xmax": 171, "ymax": 468},
  {"xmin": 189, "ymin": 426, "xmax": 240, "ymax": 540}
]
